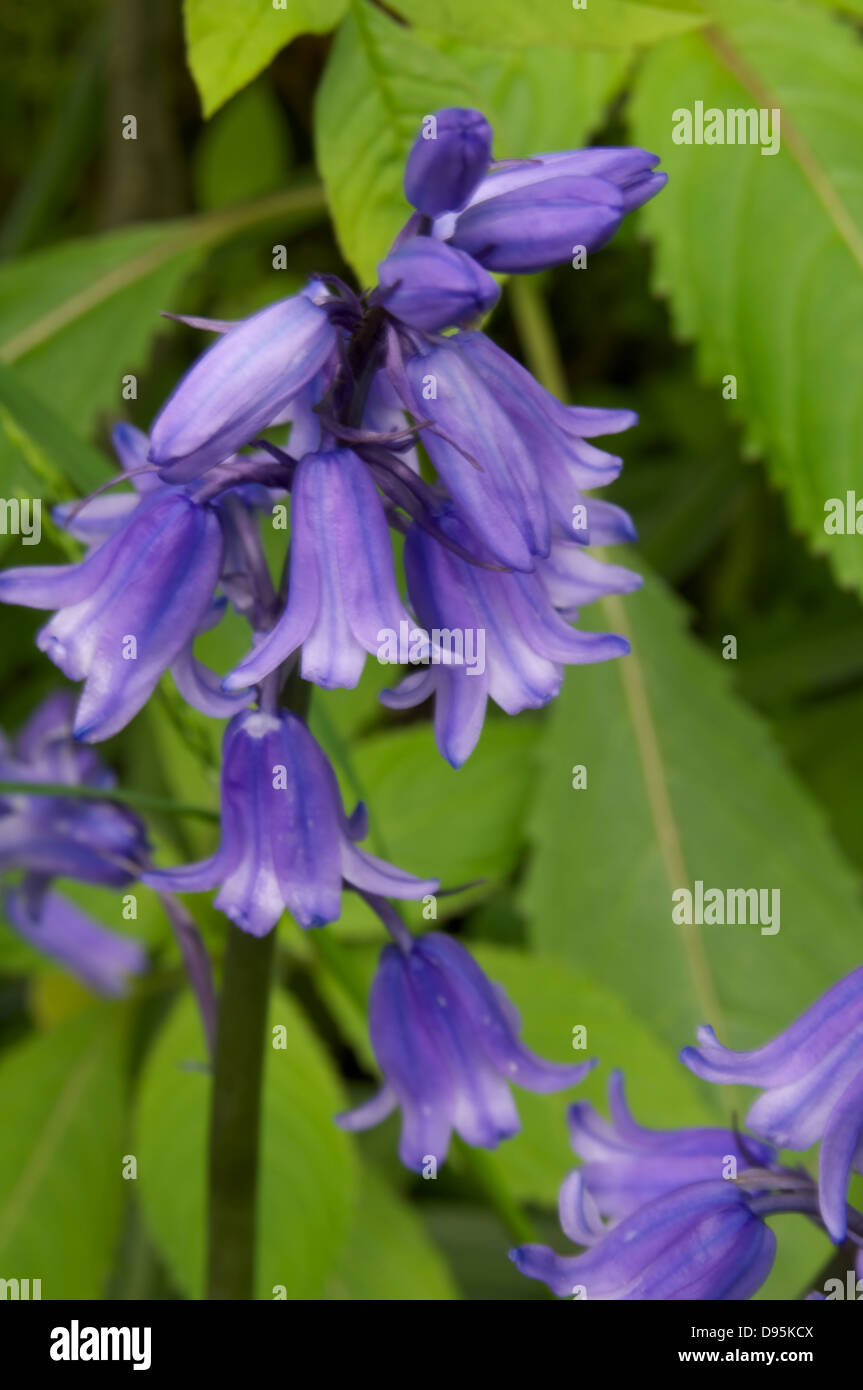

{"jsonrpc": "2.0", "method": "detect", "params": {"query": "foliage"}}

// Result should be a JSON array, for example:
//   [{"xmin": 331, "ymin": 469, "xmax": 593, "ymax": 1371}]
[{"xmin": 0, "ymin": 0, "xmax": 860, "ymax": 1301}]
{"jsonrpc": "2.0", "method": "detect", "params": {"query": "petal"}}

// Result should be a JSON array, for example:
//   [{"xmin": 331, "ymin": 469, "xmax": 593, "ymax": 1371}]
[
  {"xmin": 449, "ymin": 175, "xmax": 624, "ymax": 273},
  {"xmin": 509, "ymin": 1245, "xmax": 583, "ymax": 1298},
  {"xmin": 539, "ymin": 543, "xmax": 642, "ymax": 612},
  {"xmin": 112, "ymin": 422, "xmax": 161, "ymax": 493},
  {"xmin": 0, "ymin": 520, "xmax": 124, "ymax": 610},
  {"xmin": 150, "ymin": 293, "xmax": 337, "ymax": 480},
  {"xmin": 377, "ymin": 239, "xmax": 499, "ymax": 332},
  {"xmin": 558, "ymin": 1169, "xmax": 606, "ymax": 1245},
  {"xmin": 403, "ymin": 107, "xmax": 492, "ymax": 217},
  {"xmin": 819, "ymin": 1069, "xmax": 863, "ymax": 1242},
  {"xmin": 270, "ymin": 713, "xmax": 343, "ymax": 928},
  {"xmin": 340, "ymin": 839, "xmax": 438, "ymax": 901},
  {"xmin": 335, "ymin": 1083, "xmax": 398, "ymax": 1132},
  {"xmin": 417, "ymin": 933, "xmax": 597, "ymax": 1094},
  {"xmin": 171, "ymin": 642, "xmax": 253, "ymax": 718},
  {"xmin": 405, "ymin": 345, "xmax": 547, "ymax": 570},
  {"xmin": 54, "ymin": 492, "xmax": 140, "ymax": 546},
  {"xmin": 431, "ymin": 666, "xmax": 488, "ymax": 768},
  {"xmin": 681, "ymin": 965, "xmax": 863, "ymax": 1088},
  {"xmin": 65, "ymin": 497, "xmax": 224, "ymax": 741},
  {"xmin": 367, "ymin": 944, "xmax": 455, "ymax": 1168},
  {"xmin": 6, "ymin": 889, "xmax": 146, "ymax": 997}
]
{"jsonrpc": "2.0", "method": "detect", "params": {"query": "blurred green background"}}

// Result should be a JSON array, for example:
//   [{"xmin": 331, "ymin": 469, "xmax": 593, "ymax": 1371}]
[{"xmin": 1, "ymin": 0, "xmax": 862, "ymax": 1300}]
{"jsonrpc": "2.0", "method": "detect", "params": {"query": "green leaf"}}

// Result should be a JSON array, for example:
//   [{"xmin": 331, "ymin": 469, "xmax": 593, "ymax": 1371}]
[
  {"xmin": 754, "ymin": 1212, "xmax": 832, "ymax": 1300},
  {"xmin": 630, "ymin": 0, "xmax": 863, "ymax": 594},
  {"xmin": 317, "ymin": 714, "xmax": 541, "ymax": 938},
  {"xmin": 315, "ymin": 2, "xmax": 649, "ymax": 284},
  {"xmin": 194, "ymin": 82, "xmax": 292, "ymax": 210},
  {"xmin": 136, "ymin": 988, "xmax": 357, "ymax": 1299},
  {"xmin": 390, "ymin": 0, "xmax": 704, "ymax": 46},
  {"xmin": 0, "ymin": 187, "xmax": 327, "ymax": 438},
  {"xmin": 0, "ymin": 1008, "xmax": 126, "ymax": 1298},
  {"xmin": 0, "ymin": 225, "xmax": 200, "ymax": 438},
  {"xmin": 184, "ymin": 0, "xmax": 348, "ymax": 118},
  {"xmin": 315, "ymin": 3, "xmax": 480, "ymax": 283},
  {"xmin": 326, "ymin": 1165, "xmax": 457, "ymax": 1299},
  {"xmin": 422, "ymin": 38, "xmax": 633, "ymax": 158},
  {"xmin": 519, "ymin": 565, "xmax": 863, "ymax": 1061},
  {"xmin": 0, "ymin": 362, "xmax": 109, "ymax": 495}
]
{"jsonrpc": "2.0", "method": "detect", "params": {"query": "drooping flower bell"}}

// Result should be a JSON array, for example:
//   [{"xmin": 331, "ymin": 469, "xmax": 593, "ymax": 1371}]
[
  {"xmin": 559, "ymin": 1070, "xmax": 778, "ymax": 1243},
  {"xmin": 149, "ymin": 285, "xmax": 339, "ymax": 482},
  {"xmin": 224, "ymin": 448, "xmax": 419, "ymax": 692},
  {"xmin": 0, "ymin": 690, "xmax": 148, "ymax": 994},
  {"xmin": 5, "ymin": 887, "xmax": 147, "ymax": 997},
  {"xmin": 403, "ymin": 107, "xmax": 493, "ymax": 218},
  {"xmin": 681, "ymin": 965, "xmax": 863, "ymax": 1242},
  {"xmin": 376, "ymin": 238, "xmax": 499, "ymax": 332},
  {"xmin": 0, "ymin": 489, "xmax": 232, "ymax": 741},
  {"xmin": 436, "ymin": 146, "xmax": 666, "ymax": 273},
  {"xmin": 337, "ymin": 930, "xmax": 595, "ymax": 1169},
  {"xmin": 398, "ymin": 337, "xmax": 550, "ymax": 571},
  {"xmin": 455, "ymin": 330, "xmax": 638, "ymax": 537},
  {"xmin": 381, "ymin": 513, "xmax": 630, "ymax": 767},
  {"xmin": 510, "ymin": 1180, "xmax": 776, "ymax": 1300},
  {"xmin": 0, "ymin": 690, "xmax": 147, "ymax": 887},
  {"xmin": 143, "ymin": 709, "xmax": 438, "ymax": 935}
]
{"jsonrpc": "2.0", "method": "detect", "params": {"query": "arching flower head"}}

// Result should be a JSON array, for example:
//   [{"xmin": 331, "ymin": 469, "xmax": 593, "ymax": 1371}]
[
  {"xmin": 511, "ymin": 1180, "xmax": 776, "ymax": 1301},
  {"xmin": 143, "ymin": 709, "xmax": 438, "ymax": 935},
  {"xmin": 681, "ymin": 965, "xmax": 863, "ymax": 1242},
  {"xmin": 337, "ymin": 931, "xmax": 595, "ymax": 1170},
  {"xmin": 0, "ymin": 489, "xmax": 231, "ymax": 741},
  {"xmin": 560, "ymin": 1070, "xmax": 777, "ymax": 1244}
]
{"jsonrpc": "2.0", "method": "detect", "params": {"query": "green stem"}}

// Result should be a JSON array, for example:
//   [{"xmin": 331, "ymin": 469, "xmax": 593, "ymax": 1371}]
[
  {"xmin": 0, "ymin": 779, "xmax": 217, "ymax": 821},
  {"xmin": 206, "ymin": 673, "xmax": 311, "ymax": 1300},
  {"xmin": 206, "ymin": 922, "xmax": 276, "ymax": 1300},
  {"xmin": 507, "ymin": 277, "xmax": 569, "ymax": 400},
  {"xmin": 454, "ymin": 1141, "xmax": 537, "ymax": 1245}
]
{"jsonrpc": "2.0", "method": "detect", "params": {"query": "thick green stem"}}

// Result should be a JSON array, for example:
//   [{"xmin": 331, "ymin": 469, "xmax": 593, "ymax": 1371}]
[{"xmin": 206, "ymin": 922, "xmax": 276, "ymax": 1300}]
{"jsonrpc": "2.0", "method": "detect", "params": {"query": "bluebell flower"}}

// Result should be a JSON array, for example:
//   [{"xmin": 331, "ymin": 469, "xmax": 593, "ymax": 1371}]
[
  {"xmin": 455, "ymin": 330, "xmax": 638, "ymax": 537},
  {"xmin": 224, "ymin": 448, "xmax": 418, "ymax": 692},
  {"xmin": 460, "ymin": 146, "xmax": 667, "ymax": 217},
  {"xmin": 143, "ymin": 709, "xmax": 438, "ymax": 935},
  {"xmin": 0, "ymin": 691, "xmax": 148, "ymax": 995},
  {"xmin": 381, "ymin": 512, "xmax": 630, "ymax": 767},
  {"xmin": 511, "ymin": 1180, "xmax": 776, "ymax": 1300},
  {"xmin": 403, "ymin": 107, "xmax": 493, "ymax": 218},
  {"xmin": 5, "ymin": 887, "xmax": 147, "ymax": 997},
  {"xmin": 0, "ymin": 489, "xmax": 236, "ymax": 741},
  {"xmin": 681, "ymin": 966, "xmax": 863, "ymax": 1242},
  {"xmin": 0, "ymin": 690, "xmax": 147, "ymax": 887},
  {"xmin": 337, "ymin": 930, "xmax": 595, "ymax": 1169},
  {"xmin": 54, "ymin": 422, "xmax": 160, "ymax": 546},
  {"xmin": 436, "ymin": 146, "xmax": 665, "ymax": 273},
  {"xmin": 149, "ymin": 285, "xmax": 338, "ymax": 482},
  {"xmin": 376, "ymin": 238, "xmax": 499, "ymax": 332},
  {"xmin": 399, "ymin": 337, "xmax": 551, "ymax": 570},
  {"xmin": 559, "ymin": 1070, "xmax": 777, "ymax": 1243}
]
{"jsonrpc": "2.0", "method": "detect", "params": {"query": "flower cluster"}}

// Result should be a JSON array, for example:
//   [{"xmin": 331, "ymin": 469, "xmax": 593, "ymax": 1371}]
[
  {"xmin": 0, "ymin": 112, "xmax": 663, "ymax": 1188},
  {"xmin": 510, "ymin": 974, "xmax": 863, "ymax": 1300},
  {"xmin": 0, "ymin": 692, "xmax": 148, "ymax": 994}
]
